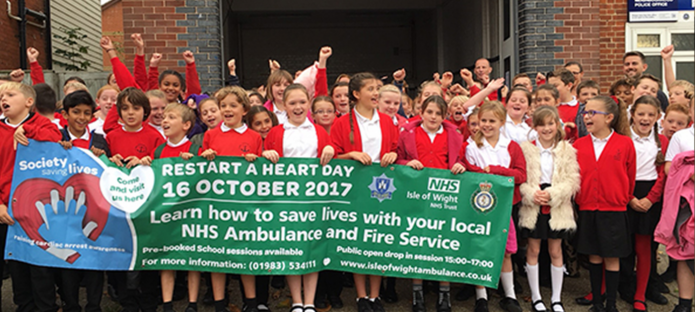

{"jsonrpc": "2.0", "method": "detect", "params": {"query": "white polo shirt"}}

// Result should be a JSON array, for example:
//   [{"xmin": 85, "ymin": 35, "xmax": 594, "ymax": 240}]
[
  {"xmin": 354, "ymin": 108, "xmax": 382, "ymax": 163},
  {"xmin": 283, "ymin": 119, "xmax": 318, "ymax": 158}
]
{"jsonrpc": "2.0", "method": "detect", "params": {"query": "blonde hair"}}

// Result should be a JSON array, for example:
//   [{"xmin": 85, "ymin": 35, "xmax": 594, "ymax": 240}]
[
  {"xmin": 216, "ymin": 86, "xmax": 250, "ymax": 111},
  {"xmin": 63, "ymin": 82, "xmax": 88, "ymax": 95},
  {"xmin": 96, "ymin": 84, "xmax": 119, "ymax": 99},
  {"xmin": 450, "ymin": 95, "xmax": 470, "ymax": 106},
  {"xmin": 473, "ymin": 101, "xmax": 506, "ymax": 147},
  {"xmin": 0, "ymin": 81, "xmax": 36, "ymax": 100},
  {"xmin": 145, "ymin": 89, "xmax": 166, "ymax": 101},
  {"xmin": 532, "ymin": 106, "xmax": 565, "ymax": 145},
  {"xmin": 266, "ymin": 70, "xmax": 293, "ymax": 103},
  {"xmin": 164, "ymin": 103, "xmax": 197, "ymax": 135},
  {"xmin": 670, "ymin": 80, "xmax": 694, "ymax": 96},
  {"xmin": 378, "ymin": 84, "xmax": 400, "ymax": 98}
]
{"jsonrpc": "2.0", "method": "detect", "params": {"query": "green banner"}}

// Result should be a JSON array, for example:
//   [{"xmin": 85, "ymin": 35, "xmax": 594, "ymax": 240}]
[{"xmin": 129, "ymin": 157, "xmax": 513, "ymax": 287}]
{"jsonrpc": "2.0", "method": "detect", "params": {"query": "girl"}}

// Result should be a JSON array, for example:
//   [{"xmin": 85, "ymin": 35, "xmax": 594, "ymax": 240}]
[
  {"xmin": 408, "ymin": 81, "xmax": 444, "ymax": 122},
  {"xmin": 534, "ymin": 85, "xmax": 561, "ymax": 110},
  {"xmin": 246, "ymin": 105, "xmax": 279, "ymax": 140},
  {"xmin": 262, "ymin": 84, "xmax": 334, "ymax": 312},
  {"xmin": 331, "ymin": 82, "xmax": 350, "ymax": 117},
  {"xmin": 503, "ymin": 87, "xmax": 535, "ymax": 143},
  {"xmin": 611, "ymin": 78, "xmax": 634, "ymax": 106},
  {"xmin": 625, "ymin": 95, "xmax": 669, "ymax": 312},
  {"xmin": 459, "ymin": 101, "xmax": 527, "ymax": 312},
  {"xmin": 402, "ymin": 93, "xmax": 414, "ymax": 118},
  {"xmin": 190, "ymin": 97, "xmax": 223, "ymax": 147},
  {"xmin": 264, "ymin": 69, "xmax": 293, "ymax": 124},
  {"xmin": 89, "ymin": 84, "xmax": 119, "ymax": 135},
  {"xmin": 573, "ymin": 95, "xmax": 635, "ymax": 312},
  {"xmin": 249, "ymin": 91, "xmax": 266, "ymax": 107},
  {"xmin": 396, "ymin": 95, "xmax": 466, "ymax": 312},
  {"xmin": 377, "ymin": 84, "xmax": 408, "ymax": 130},
  {"xmin": 330, "ymin": 72, "xmax": 399, "ymax": 312},
  {"xmin": 661, "ymin": 103, "xmax": 691, "ymax": 139},
  {"xmin": 462, "ymin": 107, "xmax": 480, "ymax": 142},
  {"xmin": 312, "ymin": 96, "xmax": 336, "ymax": 134},
  {"xmin": 519, "ymin": 106, "xmax": 580, "ymax": 312}
]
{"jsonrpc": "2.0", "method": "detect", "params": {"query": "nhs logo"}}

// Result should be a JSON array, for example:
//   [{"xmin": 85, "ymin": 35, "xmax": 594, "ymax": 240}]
[{"xmin": 427, "ymin": 177, "xmax": 460, "ymax": 193}]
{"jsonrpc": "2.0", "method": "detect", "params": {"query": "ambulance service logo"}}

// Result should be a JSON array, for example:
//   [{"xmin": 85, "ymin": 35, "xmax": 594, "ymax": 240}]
[
  {"xmin": 368, "ymin": 173, "xmax": 396, "ymax": 202},
  {"xmin": 471, "ymin": 181, "xmax": 496, "ymax": 214}
]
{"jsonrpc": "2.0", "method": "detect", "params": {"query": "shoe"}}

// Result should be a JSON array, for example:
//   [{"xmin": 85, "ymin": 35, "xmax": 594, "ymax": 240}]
[
  {"xmin": 343, "ymin": 273, "xmax": 354, "ymax": 288},
  {"xmin": 577, "ymin": 294, "xmax": 607, "ymax": 306},
  {"xmin": 455, "ymin": 285, "xmax": 474, "ymax": 301},
  {"xmin": 382, "ymin": 286, "xmax": 398, "ymax": 303},
  {"xmin": 474, "ymin": 299, "xmax": 489, "ymax": 312},
  {"xmin": 244, "ymin": 305, "xmax": 259, "ymax": 312},
  {"xmin": 672, "ymin": 304, "xmax": 693, "ymax": 312},
  {"xmin": 606, "ymin": 305, "xmax": 619, "ymax": 312},
  {"xmin": 499, "ymin": 298, "xmax": 523, "ymax": 312},
  {"xmin": 357, "ymin": 298, "xmax": 373, "ymax": 312},
  {"xmin": 304, "ymin": 306, "xmax": 317, "ymax": 312},
  {"xmin": 258, "ymin": 304, "xmax": 271, "ymax": 312},
  {"xmin": 551, "ymin": 302, "xmax": 565, "ymax": 312},
  {"xmin": 619, "ymin": 288, "xmax": 635, "ymax": 304},
  {"xmin": 532, "ymin": 300, "xmax": 548, "ymax": 312},
  {"xmin": 328, "ymin": 296, "xmax": 343, "ymax": 309},
  {"xmin": 314, "ymin": 299, "xmax": 328, "ymax": 310},
  {"xmin": 413, "ymin": 291, "xmax": 425, "ymax": 312},
  {"xmin": 660, "ymin": 262, "xmax": 677, "ymax": 283},
  {"xmin": 646, "ymin": 288, "xmax": 668, "ymax": 305},
  {"xmin": 436, "ymin": 292, "xmax": 451, "ymax": 312},
  {"xmin": 271, "ymin": 276, "xmax": 286, "ymax": 289},
  {"xmin": 589, "ymin": 305, "xmax": 606, "ymax": 312},
  {"xmin": 650, "ymin": 277, "xmax": 670, "ymax": 294},
  {"xmin": 185, "ymin": 306, "xmax": 198, "ymax": 312},
  {"xmin": 370, "ymin": 298, "xmax": 385, "ymax": 312},
  {"xmin": 633, "ymin": 299, "xmax": 647, "ymax": 312}
]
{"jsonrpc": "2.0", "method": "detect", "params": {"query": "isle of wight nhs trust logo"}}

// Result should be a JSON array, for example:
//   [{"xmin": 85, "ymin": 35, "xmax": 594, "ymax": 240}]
[
  {"xmin": 471, "ymin": 182, "xmax": 497, "ymax": 214},
  {"xmin": 368, "ymin": 174, "xmax": 396, "ymax": 202}
]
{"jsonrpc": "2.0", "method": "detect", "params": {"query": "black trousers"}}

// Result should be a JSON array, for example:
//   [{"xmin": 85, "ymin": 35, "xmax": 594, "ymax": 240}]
[
  {"xmin": 58, "ymin": 269, "xmax": 104, "ymax": 312},
  {"xmin": 112, "ymin": 270, "xmax": 159, "ymax": 312},
  {"xmin": 239, "ymin": 275, "xmax": 270, "ymax": 304},
  {"xmin": 316, "ymin": 270, "xmax": 344, "ymax": 302},
  {"xmin": 9, "ymin": 260, "xmax": 59, "ymax": 312}
]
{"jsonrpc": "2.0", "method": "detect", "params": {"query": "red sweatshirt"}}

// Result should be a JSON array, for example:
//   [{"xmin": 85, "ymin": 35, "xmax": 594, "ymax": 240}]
[
  {"xmin": 264, "ymin": 124, "xmax": 331, "ymax": 157},
  {"xmin": 106, "ymin": 125, "xmax": 165, "ymax": 159},
  {"xmin": 0, "ymin": 113, "xmax": 62, "ymax": 206},
  {"xmin": 330, "ymin": 111, "xmax": 398, "ymax": 159},
  {"xmin": 202, "ymin": 126, "xmax": 262, "ymax": 157},
  {"xmin": 133, "ymin": 54, "xmax": 147, "ymax": 92},
  {"xmin": 29, "ymin": 61, "xmax": 45, "ymax": 85},
  {"xmin": 315, "ymin": 68, "xmax": 328, "ymax": 97},
  {"xmin": 573, "ymin": 133, "xmax": 636, "ymax": 212},
  {"xmin": 147, "ymin": 63, "xmax": 202, "ymax": 98},
  {"xmin": 152, "ymin": 140, "xmax": 199, "ymax": 159}
]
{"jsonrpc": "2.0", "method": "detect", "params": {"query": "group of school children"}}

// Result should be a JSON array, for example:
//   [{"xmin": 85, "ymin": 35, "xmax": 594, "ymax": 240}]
[{"xmin": 0, "ymin": 33, "xmax": 692, "ymax": 312}]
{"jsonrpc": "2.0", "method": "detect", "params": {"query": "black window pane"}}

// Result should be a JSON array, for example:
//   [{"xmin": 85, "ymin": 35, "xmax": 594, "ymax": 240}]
[
  {"xmin": 676, "ymin": 62, "xmax": 694, "ymax": 84},
  {"xmin": 672, "ymin": 33, "xmax": 695, "ymax": 51}
]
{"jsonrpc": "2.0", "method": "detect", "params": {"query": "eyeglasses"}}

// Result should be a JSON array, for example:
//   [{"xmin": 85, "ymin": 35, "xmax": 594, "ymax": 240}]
[
  {"xmin": 580, "ymin": 110, "xmax": 610, "ymax": 117},
  {"xmin": 314, "ymin": 110, "xmax": 335, "ymax": 115}
]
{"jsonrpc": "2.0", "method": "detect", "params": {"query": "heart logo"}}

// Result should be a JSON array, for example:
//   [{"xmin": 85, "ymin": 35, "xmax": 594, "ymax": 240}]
[
  {"xmin": 99, "ymin": 166, "xmax": 155, "ymax": 214},
  {"xmin": 323, "ymin": 257, "xmax": 331, "ymax": 266}
]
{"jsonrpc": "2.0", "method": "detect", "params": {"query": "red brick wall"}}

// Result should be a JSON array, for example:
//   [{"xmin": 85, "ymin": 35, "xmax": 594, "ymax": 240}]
[
  {"xmin": 553, "ymin": 0, "xmax": 601, "ymax": 83},
  {"xmin": 102, "ymin": 0, "xmax": 124, "ymax": 70},
  {"xmin": 0, "ymin": 0, "xmax": 48, "ymax": 69},
  {"xmin": 598, "ymin": 0, "xmax": 628, "ymax": 93}
]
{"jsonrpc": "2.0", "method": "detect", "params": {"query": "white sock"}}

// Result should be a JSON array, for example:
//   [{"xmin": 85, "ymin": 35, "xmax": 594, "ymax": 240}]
[
  {"xmin": 501, "ymin": 271, "xmax": 516, "ymax": 299},
  {"xmin": 551, "ymin": 265, "xmax": 564, "ymax": 304},
  {"xmin": 476, "ymin": 287, "xmax": 488, "ymax": 300},
  {"xmin": 527, "ymin": 263, "xmax": 542, "ymax": 302}
]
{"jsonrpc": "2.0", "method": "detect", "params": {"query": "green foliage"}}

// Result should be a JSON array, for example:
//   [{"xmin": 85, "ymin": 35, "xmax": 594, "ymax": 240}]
[{"xmin": 53, "ymin": 27, "xmax": 91, "ymax": 71}]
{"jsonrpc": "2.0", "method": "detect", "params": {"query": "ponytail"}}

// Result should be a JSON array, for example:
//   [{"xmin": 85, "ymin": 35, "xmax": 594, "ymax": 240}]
[
  {"xmin": 597, "ymin": 95, "xmax": 630, "ymax": 136},
  {"xmin": 630, "ymin": 95, "xmax": 665, "ymax": 166},
  {"xmin": 348, "ymin": 72, "xmax": 378, "ymax": 145}
]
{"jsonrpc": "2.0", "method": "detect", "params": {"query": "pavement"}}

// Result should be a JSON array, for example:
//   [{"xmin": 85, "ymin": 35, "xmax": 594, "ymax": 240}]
[{"xmin": 0, "ymin": 251, "xmax": 688, "ymax": 312}]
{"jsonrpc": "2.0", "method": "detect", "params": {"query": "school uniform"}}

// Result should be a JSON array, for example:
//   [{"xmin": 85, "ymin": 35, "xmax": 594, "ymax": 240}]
[
  {"xmin": 396, "ymin": 120, "xmax": 463, "ymax": 170},
  {"xmin": 557, "ymin": 97, "xmax": 579, "ymax": 142},
  {"xmin": 665, "ymin": 125, "xmax": 694, "ymax": 162},
  {"xmin": 264, "ymin": 101, "xmax": 288, "ymax": 125},
  {"xmin": 518, "ymin": 140, "xmax": 580, "ymax": 239},
  {"xmin": 61, "ymin": 127, "xmax": 111, "ymax": 157},
  {"xmin": 106, "ymin": 125, "xmax": 165, "ymax": 160},
  {"xmin": 202, "ymin": 123, "xmax": 263, "ymax": 157},
  {"xmin": 573, "ymin": 131, "xmax": 636, "ymax": 257},
  {"xmin": 628, "ymin": 129, "xmax": 669, "ymax": 234},
  {"xmin": 501, "ymin": 115, "xmax": 537, "ymax": 144},
  {"xmin": 264, "ymin": 119, "xmax": 331, "ymax": 157},
  {"xmin": 149, "ymin": 122, "xmax": 167, "ymax": 139},
  {"xmin": 330, "ymin": 109, "xmax": 399, "ymax": 162},
  {"xmin": 459, "ymin": 135, "xmax": 527, "ymax": 254}
]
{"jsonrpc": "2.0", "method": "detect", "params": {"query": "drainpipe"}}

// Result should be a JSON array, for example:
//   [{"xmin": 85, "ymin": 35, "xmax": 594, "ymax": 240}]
[
  {"xmin": 44, "ymin": 0, "xmax": 51, "ymax": 69},
  {"xmin": 19, "ymin": 0, "xmax": 27, "ymax": 69}
]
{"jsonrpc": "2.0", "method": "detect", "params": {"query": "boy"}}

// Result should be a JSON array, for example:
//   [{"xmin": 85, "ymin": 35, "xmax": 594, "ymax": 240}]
[
  {"xmin": 0, "ymin": 82, "xmax": 62, "ymax": 311},
  {"xmin": 140, "ymin": 103, "xmax": 200, "ymax": 312},
  {"xmin": 512, "ymin": 73, "xmax": 533, "ymax": 92},
  {"xmin": 574, "ymin": 80, "xmax": 600, "ymax": 138},
  {"xmin": 33, "ymin": 83, "xmax": 61, "ymax": 128},
  {"xmin": 145, "ymin": 90, "xmax": 168, "ymax": 139},
  {"xmin": 547, "ymin": 69, "xmax": 578, "ymax": 141}
]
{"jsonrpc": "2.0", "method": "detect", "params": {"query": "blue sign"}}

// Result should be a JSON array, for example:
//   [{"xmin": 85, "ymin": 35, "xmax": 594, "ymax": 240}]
[{"xmin": 628, "ymin": 0, "xmax": 694, "ymax": 22}]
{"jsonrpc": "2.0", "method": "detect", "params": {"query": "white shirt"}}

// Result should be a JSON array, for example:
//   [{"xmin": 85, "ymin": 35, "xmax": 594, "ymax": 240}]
[
  {"xmin": 537, "ymin": 140, "xmax": 554, "ymax": 184},
  {"xmin": 220, "ymin": 123, "xmax": 248, "ymax": 134},
  {"xmin": 560, "ymin": 96, "xmax": 578, "ymax": 107},
  {"xmin": 631, "ymin": 128, "xmax": 659, "ymax": 180},
  {"xmin": 67, "ymin": 128, "xmax": 91, "ymax": 142},
  {"xmin": 665, "ymin": 126, "xmax": 695, "ymax": 161},
  {"xmin": 89, "ymin": 118, "xmax": 105, "ymax": 136},
  {"xmin": 149, "ymin": 122, "xmax": 166, "ymax": 139},
  {"xmin": 465, "ymin": 135, "xmax": 512, "ymax": 168},
  {"xmin": 421, "ymin": 125, "xmax": 443, "ymax": 143},
  {"xmin": 354, "ymin": 108, "xmax": 382, "ymax": 163},
  {"xmin": 3, "ymin": 113, "xmax": 30, "ymax": 128},
  {"xmin": 590, "ymin": 130, "xmax": 614, "ymax": 161},
  {"xmin": 501, "ymin": 115, "xmax": 536, "ymax": 143},
  {"xmin": 167, "ymin": 136, "xmax": 189, "ymax": 148},
  {"xmin": 272, "ymin": 102, "xmax": 288, "ymax": 125},
  {"xmin": 51, "ymin": 118, "xmax": 63, "ymax": 130},
  {"xmin": 283, "ymin": 119, "xmax": 318, "ymax": 158}
]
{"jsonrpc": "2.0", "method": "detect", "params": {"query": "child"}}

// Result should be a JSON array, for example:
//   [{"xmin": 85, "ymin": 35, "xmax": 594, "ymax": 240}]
[
  {"xmin": 610, "ymin": 78, "xmax": 634, "ymax": 106},
  {"xmin": 623, "ymin": 95, "xmax": 669, "ymax": 312},
  {"xmin": 263, "ymin": 70, "xmax": 293, "ymax": 124},
  {"xmin": 63, "ymin": 81, "xmax": 88, "ymax": 96},
  {"xmin": 661, "ymin": 104, "xmax": 691, "ymax": 139},
  {"xmin": 249, "ymin": 92, "xmax": 266, "ymax": 107},
  {"xmin": 574, "ymin": 95, "xmax": 635, "ymax": 312},
  {"xmin": 502, "ymin": 87, "xmax": 535, "ymax": 143},
  {"xmin": 201, "ymin": 86, "xmax": 262, "ymax": 312},
  {"xmin": 246, "ymin": 105, "xmax": 279, "ymax": 140},
  {"xmin": 458, "ymin": 101, "xmax": 527, "ymax": 312},
  {"xmin": 519, "ymin": 106, "xmax": 580, "ymax": 312},
  {"xmin": 547, "ymin": 69, "xmax": 578, "ymax": 141},
  {"xmin": 89, "ymin": 85, "xmax": 119, "ymax": 135},
  {"xmin": 32, "ymin": 83, "xmax": 61, "ymax": 128},
  {"xmin": 512, "ymin": 73, "xmax": 533, "ymax": 92},
  {"xmin": 631, "ymin": 75, "xmax": 660, "ymax": 105},
  {"xmin": 377, "ymin": 84, "xmax": 407, "ymax": 130},
  {"xmin": 0, "ymin": 82, "xmax": 62, "ymax": 312},
  {"xmin": 191, "ymin": 97, "xmax": 223, "ymax": 147},
  {"xmin": 409, "ymin": 81, "xmax": 445, "ymax": 122},
  {"xmin": 462, "ymin": 107, "xmax": 480, "ymax": 142},
  {"xmin": 331, "ymin": 82, "xmax": 350, "ymax": 117},
  {"xmin": 664, "ymin": 97, "xmax": 694, "ymax": 174},
  {"xmin": 311, "ymin": 96, "xmax": 336, "ymax": 134},
  {"xmin": 667, "ymin": 80, "xmax": 693, "ymax": 106},
  {"xmin": 402, "ymin": 93, "xmax": 414, "ymax": 118},
  {"xmin": 534, "ymin": 85, "xmax": 560, "ymax": 109},
  {"xmin": 330, "ymin": 72, "xmax": 399, "ymax": 312},
  {"xmin": 262, "ymin": 84, "xmax": 334, "ymax": 312},
  {"xmin": 140, "ymin": 104, "xmax": 201, "ymax": 312},
  {"xmin": 447, "ymin": 95, "xmax": 468, "ymax": 129},
  {"xmin": 396, "ymin": 95, "xmax": 466, "ymax": 312},
  {"xmin": 145, "ymin": 89, "xmax": 168, "ymax": 139},
  {"xmin": 106, "ymin": 87, "xmax": 165, "ymax": 168},
  {"xmin": 575, "ymin": 80, "xmax": 600, "ymax": 138}
]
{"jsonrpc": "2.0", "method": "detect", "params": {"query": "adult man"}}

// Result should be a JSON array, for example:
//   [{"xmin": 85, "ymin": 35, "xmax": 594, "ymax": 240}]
[
  {"xmin": 461, "ymin": 58, "xmax": 507, "ymax": 100},
  {"xmin": 564, "ymin": 61, "xmax": 584, "ymax": 95}
]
